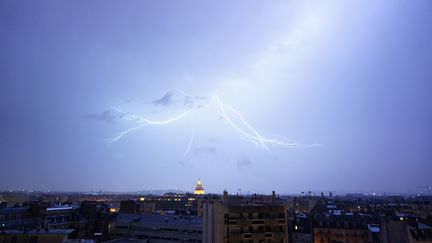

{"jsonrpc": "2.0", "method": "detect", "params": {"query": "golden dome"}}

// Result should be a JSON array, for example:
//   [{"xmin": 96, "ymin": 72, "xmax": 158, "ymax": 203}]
[{"xmin": 194, "ymin": 179, "xmax": 205, "ymax": 195}]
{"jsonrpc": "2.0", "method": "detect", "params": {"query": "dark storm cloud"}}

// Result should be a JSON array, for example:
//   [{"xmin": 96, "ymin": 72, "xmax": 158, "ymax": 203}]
[
  {"xmin": 153, "ymin": 90, "xmax": 210, "ymax": 108},
  {"xmin": 153, "ymin": 91, "xmax": 175, "ymax": 106},
  {"xmin": 83, "ymin": 110, "xmax": 122, "ymax": 123}
]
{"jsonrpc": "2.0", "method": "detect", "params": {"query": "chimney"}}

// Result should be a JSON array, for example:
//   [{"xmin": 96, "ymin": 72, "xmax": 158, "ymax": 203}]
[{"xmin": 223, "ymin": 190, "xmax": 228, "ymax": 203}]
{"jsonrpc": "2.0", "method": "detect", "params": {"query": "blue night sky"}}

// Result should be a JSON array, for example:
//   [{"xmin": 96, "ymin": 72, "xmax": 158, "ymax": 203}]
[{"xmin": 1, "ymin": 1, "xmax": 431, "ymax": 194}]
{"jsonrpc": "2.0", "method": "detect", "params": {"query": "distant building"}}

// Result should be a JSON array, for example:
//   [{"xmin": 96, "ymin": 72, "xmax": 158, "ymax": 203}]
[
  {"xmin": 312, "ymin": 211, "xmax": 380, "ymax": 243},
  {"xmin": 127, "ymin": 194, "xmax": 198, "ymax": 215},
  {"xmin": 203, "ymin": 190, "xmax": 288, "ymax": 242},
  {"xmin": 0, "ymin": 229, "xmax": 74, "ymax": 243},
  {"xmin": 194, "ymin": 180, "xmax": 205, "ymax": 195},
  {"xmin": 380, "ymin": 215, "xmax": 432, "ymax": 243},
  {"xmin": 0, "ymin": 201, "xmax": 109, "ymax": 241},
  {"xmin": 286, "ymin": 197, "xmax": 318, "ymax": 213},
  {"xmin": 79, "ymin": 201, "xmax": 110, "ymax": 240},
  {"xmin": 119, "ymin": 200, "xmax": 155, "ymax": 214},
  {"xmin": 108, "ymin": 213, "xmax": 202, "ymax": 242},
  {"xmin": 0, "ymin": 206, "xmax": 39, "ymax": 230},
  {"xmin": 407, "ymin": 222, "xmax": 432, "ymax": 243},
  {"xmin": 287, "ymin": 212, "xmax": 313, "ymax": 243},
  {"xmin": 197, "ymin": 195, "xmax": 221, "ymax": 217},
  {"xmin": 0, "ymin": 201, "xmax": 7, "ymax": 209}
]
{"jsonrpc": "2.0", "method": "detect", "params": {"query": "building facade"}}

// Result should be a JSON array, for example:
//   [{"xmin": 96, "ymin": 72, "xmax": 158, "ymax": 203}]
[{"xmin": 203, "ymin": 191, "xmax": 288, "ymax": 243}]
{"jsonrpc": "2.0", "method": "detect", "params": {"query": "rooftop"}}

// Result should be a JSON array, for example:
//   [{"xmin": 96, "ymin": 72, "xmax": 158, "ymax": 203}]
[
  {"xmin": 0, "ymin": 207, "xmax": 29, "ymax": 214},
  {"xmin": 46, "ymin": 206, "xmax": 75, "ymax": 211},
  {"xmin": 3, "ymin": 229, "xmax": 74, "ymax": 235},
  {"xmin": 113, "ymin": 213, "xmax": 202, "ymax": 229}
]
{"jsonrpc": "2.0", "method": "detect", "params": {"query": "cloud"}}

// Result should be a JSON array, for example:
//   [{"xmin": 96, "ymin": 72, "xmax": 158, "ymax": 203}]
[
  {"xmin": 83, "ymin": 110, "xmax": 121, "ymax": 123},
  {"xmin": 153, "ymin": 91, "xmax": 175, "ymax": 106},
  {"xmin": 237, "ymin": 157, "xmax": 252, "ymax": 169},
  {"xmin": 153, "ymin": 90, "xmax": 210, "ymax": 109},
  {"xmin": 193, "ymin": 146, "xmax": 217, "ymax": 156},
  {"xmin": 184, "ymin": 95, "xmax": 210, "ymax": 109},
  {"xmin": 184, "ymin": 96, "xmax": 194, "ymax": 108}
]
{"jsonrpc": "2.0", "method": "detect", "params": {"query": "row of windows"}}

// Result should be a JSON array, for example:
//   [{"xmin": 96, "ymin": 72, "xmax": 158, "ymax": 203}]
[
  {"xmin": 317, "ymin": 221, "xmax": 367, "ymax": 229},
  {"xmin": 232, "ymin": 226, "xmax": 284, "ymax": 233},
  {"xmin": 315, "ymin": 229, "xmax": 368, "ymax": 236},
  {"xmin": 128, "ymin": 225, "xmax": 201, "ymax": 234},
  {"xmin": 238, "ymin": 239, "xmax": 285, "ymax": 243},
  {"xmin": 0, "ymin": 213, "xmax": 28, "ymax": 220},
  {"xmin": 225, "ymin": 213, "xmax": 285, "ymax": 220},
  {"xmin": 242, "ymin": 233, "xmax": 274, "ymax": 238},
  {"xmin": 227, "ymin": 219, "xmax": 285, "ymax": 226},
  {"xmin": 111, "ymin": 233, "xmax": 201, "ymax": 242}
]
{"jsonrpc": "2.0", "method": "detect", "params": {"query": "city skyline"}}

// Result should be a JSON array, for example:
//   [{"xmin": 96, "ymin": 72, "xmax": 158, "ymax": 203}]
[{"xmin": 1, "ymin": 1, "xmax": 432, "ymax": 193}]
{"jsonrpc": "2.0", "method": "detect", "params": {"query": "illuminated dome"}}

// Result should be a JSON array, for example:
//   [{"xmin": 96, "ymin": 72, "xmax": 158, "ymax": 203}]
[{"xmin": 194, "ymin": 179, "xmax": 205, "ymax": 195}]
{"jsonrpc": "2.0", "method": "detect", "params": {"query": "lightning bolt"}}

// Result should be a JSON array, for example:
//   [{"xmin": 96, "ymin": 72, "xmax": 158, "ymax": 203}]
[
  {"xmin": 108, "ymin": 124, "xmax": 145, "ymax": 144},
  {"xmin": 108, "ymin": 108, "xmax": 190, "ymax": 144},
  {"xmin": 113, "ymin": 107, "xmax": 190, "ymax": 125},
  {"xmin": 183, "ymin": 127, "xmax": 195, "ymax": 156},
  {"xmin": 214, "ymin": 95, "xmax": 300, "ymax": 150}
]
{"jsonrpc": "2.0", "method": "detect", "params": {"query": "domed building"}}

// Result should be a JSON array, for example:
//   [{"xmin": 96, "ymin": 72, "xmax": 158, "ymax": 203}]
[{"xmin": 193, "ymin": 179, "xmax": 205, "ymax": 195}]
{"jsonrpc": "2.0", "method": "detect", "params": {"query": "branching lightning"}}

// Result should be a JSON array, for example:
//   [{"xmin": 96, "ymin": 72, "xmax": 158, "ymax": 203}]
[
  {"xmin": 113, "ymin": 107, "xmax": 190, "ymax": 125},
  {"xmin": 108, "ymin": 108, "xmax": 190, "ymax": 144},
  {"xmin": 108, "ymin": 92, "xmax": 318, "ymax": 155},
  {"xmin": 214, "ymin": 95, "xmax": 300, "ymax": 151}
]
